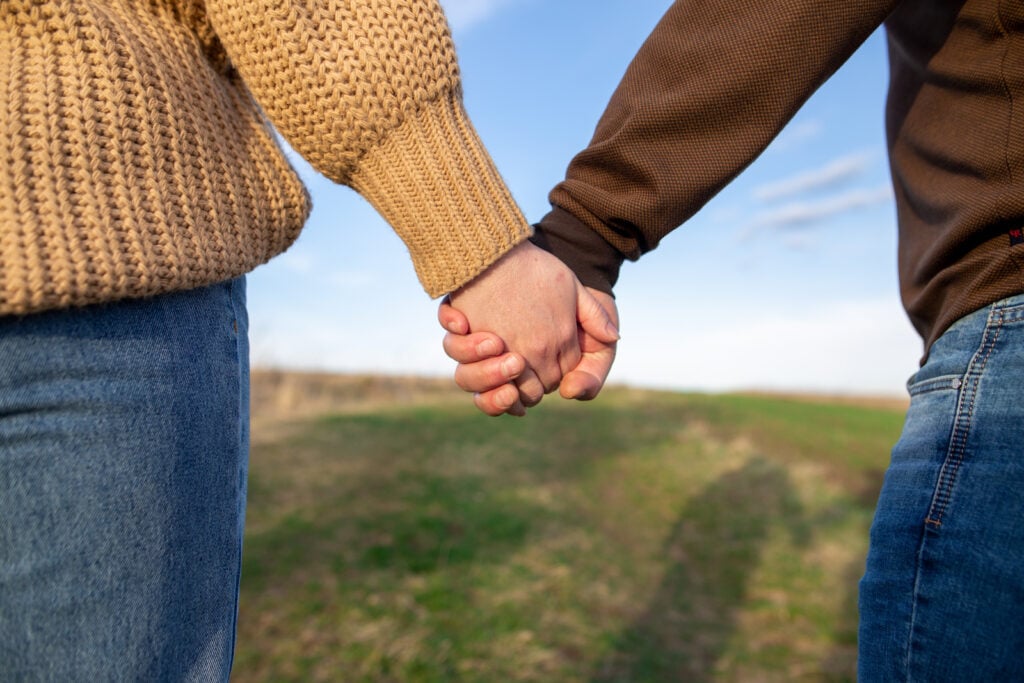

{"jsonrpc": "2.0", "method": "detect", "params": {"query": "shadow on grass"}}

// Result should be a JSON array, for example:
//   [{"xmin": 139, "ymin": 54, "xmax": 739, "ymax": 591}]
[
  {"xmin": 241, "ymin": 471, "xmax": 544, "ymax": 593},
  {"xmin": 237, "ymin": 402, "xmax": 704, "ymax": 679},
  {"xmin": 591, "ymin": 458, "xmax": 809, "ymax": 682},
  {"xmin": 242, "ymin": 402, "xmax": 703, "ymax": 582},
  {"xmin": 236, "ymin": 394, "xmax": 894, "ymax": 681}
]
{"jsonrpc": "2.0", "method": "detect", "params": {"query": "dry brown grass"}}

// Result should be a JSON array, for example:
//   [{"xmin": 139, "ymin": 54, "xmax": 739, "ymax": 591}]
[
  {"xmin": 249, "ymin": 369, "xmax": 466, "ymax": 443},
  {"xmin": 736, "ymin": 390, "xmax": 908, "ymax": 412},
  {"xmin": 251, "ymin": 369, "xmax": 465, "ymax": 419},
  {"xmin": 236, "ymin": 375, "xmax": 905, "ymax": 681},
  {"xmin": 252, "ymin": 369, "xmax": 908, "ymax": 422}
]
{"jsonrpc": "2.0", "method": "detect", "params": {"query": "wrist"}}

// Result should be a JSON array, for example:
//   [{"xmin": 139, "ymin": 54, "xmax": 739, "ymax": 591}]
[{"xmin": 531, "ymin": 206, "xmax": 624, "ymax": 296}]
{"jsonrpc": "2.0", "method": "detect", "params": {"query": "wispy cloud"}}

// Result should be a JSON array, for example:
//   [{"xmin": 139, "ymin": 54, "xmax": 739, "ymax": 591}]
[
  {"xmin": 753, "ymin": 151, "xmax": 875, "ymax": 202},
  {"xmin": 440, "ymin": 0, "xmax": 520, "ymax": 31},
  {"xmin": 781, "ymin": 233, "xmax": 818, "ymax": 251},
  {"xmin": 752, "ymin": 184, "xmax": 894, "ymax": 231},
  {"xmin": 765, "ymin": 119, "xmax": 824, "ymax": 153}
]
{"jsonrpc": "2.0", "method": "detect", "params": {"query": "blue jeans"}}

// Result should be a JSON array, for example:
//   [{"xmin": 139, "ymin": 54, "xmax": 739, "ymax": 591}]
[
  {"xmin": 0, "ymin": 279, "xmax": 250, "ymax": 682},
  {"xmin": 859, "ymin": 294, "xmax": 1024, "ymax": 681}
]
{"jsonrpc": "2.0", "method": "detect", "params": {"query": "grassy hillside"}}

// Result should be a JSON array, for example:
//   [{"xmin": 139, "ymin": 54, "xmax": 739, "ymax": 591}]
[{"xmin": 234, "ymin": 373, "xmax": 906, "ymax": 682}]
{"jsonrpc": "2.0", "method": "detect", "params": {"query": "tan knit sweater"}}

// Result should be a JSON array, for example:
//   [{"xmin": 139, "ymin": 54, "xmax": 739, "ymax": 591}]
[{"xmin": 0, "ymin": 0, "xmax": 532, "ymax": 315}]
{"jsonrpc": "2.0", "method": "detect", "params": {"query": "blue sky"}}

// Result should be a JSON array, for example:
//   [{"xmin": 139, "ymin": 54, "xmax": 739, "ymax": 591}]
[{"xmin": 246, "ymin": 0, "xmax": 922, "ymax": 397}]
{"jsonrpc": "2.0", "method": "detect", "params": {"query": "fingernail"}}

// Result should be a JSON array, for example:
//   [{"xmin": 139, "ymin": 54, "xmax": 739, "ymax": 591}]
[
  {"xmin": 606, "ymin": 322, "xmax": 620, "ymax": 341},
  {"xmin": 499, "ymin": 386, "xmax": 518, "ymax": 408},
  {"xmin": 447, "ymin": 321, "xmax": 462, "ymax": 334},
  {"xmin": 476, "ymin": 338, "xmax": 499, "ymax": 356},
  {"xmin": 501, "ymin": 355, "xmax": 524, "ymax": 378}
]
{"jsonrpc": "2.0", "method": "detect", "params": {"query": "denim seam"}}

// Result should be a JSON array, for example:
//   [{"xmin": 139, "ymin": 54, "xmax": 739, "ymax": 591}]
[
  {"xmin": 996, "ymin": 302, "xmax": 1024, "ymax": 322},
  {"xmin": 226, "ymin": 277, "xmax": 246, "ymax": 678},
  {"xmin": 903, "ymin": 305, "xmax": 1003, "ymax": 680},
  {"xmin": 924, "ymin": 308, "xmax": 1001, "ymax": 528}
]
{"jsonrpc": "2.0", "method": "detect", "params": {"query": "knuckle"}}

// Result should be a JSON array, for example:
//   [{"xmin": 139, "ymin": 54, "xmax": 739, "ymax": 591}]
[
  {"xmin": 474, "ymin": 396, "xmax": 502, "ymax": 417},
  {"xmin": 520, "ymin": 388, "xmax": 544, "ymax": 407},
  {"xmin": 442, "ymin": 335, "xmax": 464, "ymax": 361},
  {"xmin": 453, "ymin": 367, "xmax": 476, "ymax": 392}
]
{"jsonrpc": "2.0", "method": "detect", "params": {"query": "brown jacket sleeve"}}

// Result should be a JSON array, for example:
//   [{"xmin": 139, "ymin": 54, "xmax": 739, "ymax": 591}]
[{"xmin": 534, "ymin": 0, "xmax": 900, "ymax": 294}]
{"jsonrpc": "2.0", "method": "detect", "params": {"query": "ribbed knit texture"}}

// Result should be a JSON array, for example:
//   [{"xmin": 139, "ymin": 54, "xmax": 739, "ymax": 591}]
[
  {"xmin": 349, "ymin": 92, "xmax": 530, "ymax": 296},
  {"xmin": 0, "ymin": 0, "xmax": 531, "ymax": 315}
]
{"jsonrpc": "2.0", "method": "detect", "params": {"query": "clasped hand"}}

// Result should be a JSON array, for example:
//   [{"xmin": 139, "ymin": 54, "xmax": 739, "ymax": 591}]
[{"xmin": 438, "ymin": 241, "xmax": 619, "ymax": 416}]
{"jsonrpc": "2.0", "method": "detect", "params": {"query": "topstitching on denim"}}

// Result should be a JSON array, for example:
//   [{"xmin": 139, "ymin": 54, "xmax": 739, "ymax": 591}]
[
  {"xmin": 906, "ymin": 375, "xmax": 963, "ymax": 397},
  {"xmin": 225, "ymin": 277, "xmax": 248, "ymax": 680},
  {"xmin": 897, "ymin": 297, "xmax": 1024, "ymax": 680},
  {"xmin": 922, "ymin": 306, "xmax": 1005, "ymax": 529},
  {"xmin": 902, "ymin": 303, "xmax": 1004, "ymax": 679}
]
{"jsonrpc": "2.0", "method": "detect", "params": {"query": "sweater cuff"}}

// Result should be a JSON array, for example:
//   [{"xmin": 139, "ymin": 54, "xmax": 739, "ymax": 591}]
[
  {"xmin": 531, "ymin": 206, "xmax": 625, "ymax": 295},
  {"xmin": 348, "ymin": 93, "xmax": 533, "ymax": 297}
]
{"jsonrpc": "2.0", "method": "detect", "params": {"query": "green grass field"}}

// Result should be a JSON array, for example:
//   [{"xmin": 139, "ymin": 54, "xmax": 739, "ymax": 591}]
[{"xmin": 234, "ymin": 376, "xmax": 906, "ymax": 682}]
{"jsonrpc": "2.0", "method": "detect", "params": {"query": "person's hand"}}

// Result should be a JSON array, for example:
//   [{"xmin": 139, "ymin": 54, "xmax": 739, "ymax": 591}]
[
  {"xmin": 440, "ymin": 282, "xmax": 619, "ymax": 415},
  {"xmin": 559, "ymin": 288, "xmax": 618, "ymax": 400},
  {"xmin": 438, "ymin": 324, "xmax": 529, "ymax": 416},
  {"xmin": 445, "ymin": 241, "xmax": 619, "ymax": 413}
]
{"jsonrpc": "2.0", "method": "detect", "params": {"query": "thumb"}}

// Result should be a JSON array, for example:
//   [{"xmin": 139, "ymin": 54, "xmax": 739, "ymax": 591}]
[
  {"xmin": 575, "ymin": 282, "xmax": 620, "ymax": 344},
  {"xmin": 437, "ymin": 295, "xmax": 471, "ymax": 335}
]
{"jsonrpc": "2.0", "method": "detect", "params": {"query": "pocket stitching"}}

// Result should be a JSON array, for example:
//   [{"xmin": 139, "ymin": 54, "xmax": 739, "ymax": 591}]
[{"xmin": 923, "ymin": 309, "xmax": 1003, "ymax": 528}]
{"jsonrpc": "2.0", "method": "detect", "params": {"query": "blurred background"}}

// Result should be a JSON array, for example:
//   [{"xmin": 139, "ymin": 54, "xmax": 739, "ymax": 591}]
[
  {"xmin": 246, "ymin": 0, "xmax": 922, "ymax": 398},
  {"xmin": 236, "ymin": 4, "xmax": 915, "ymax": 679},
  {"xmin": 237, "ymin": 374, "xmax": 903, "ymax": 681}
]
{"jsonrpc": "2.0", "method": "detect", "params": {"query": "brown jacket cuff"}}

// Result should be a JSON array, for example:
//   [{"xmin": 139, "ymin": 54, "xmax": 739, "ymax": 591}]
[{"xmin": 531, "ymin": 206, "xmax": 625, "ymax": 296}]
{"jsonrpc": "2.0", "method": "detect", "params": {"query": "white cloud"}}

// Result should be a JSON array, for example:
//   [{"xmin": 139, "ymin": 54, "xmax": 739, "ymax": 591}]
[
  {"xmin": 249, "ymin": 286, "xmax": 921, "ymax": 399},
  {"xmin": 765, "ymin": 119, "xmax": 825, "ymax": 153},
  {"xmin": 753, "ymin": 151, "xmax": 875, "ymax": 202},
  {"xmin": 439, "ymin": 0, "xmax": 520, "ymax": 31},
  {"xmin": 781, "ymin": 233, "xmax": 818, "ymax": 251},
  {"xmin": 249, "ymin": 293, "xmax": 450, "ymax": 375},
  {"xmin": 753, "ymin": 184, "xmax": 894, "ymax": 231},
  {"xmin": 612, "ymin": 297, "xmax": 921, "ymax": 397}
]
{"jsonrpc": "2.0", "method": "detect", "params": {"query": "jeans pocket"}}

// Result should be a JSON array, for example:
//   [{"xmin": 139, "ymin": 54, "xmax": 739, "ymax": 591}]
[
  {"xmin": 888, "ymin": 374, "xmax": 962, "ymax": 527},
  {"xmin": 906, "ymin": 374, "xmax": 963, "ymax": 398}
]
